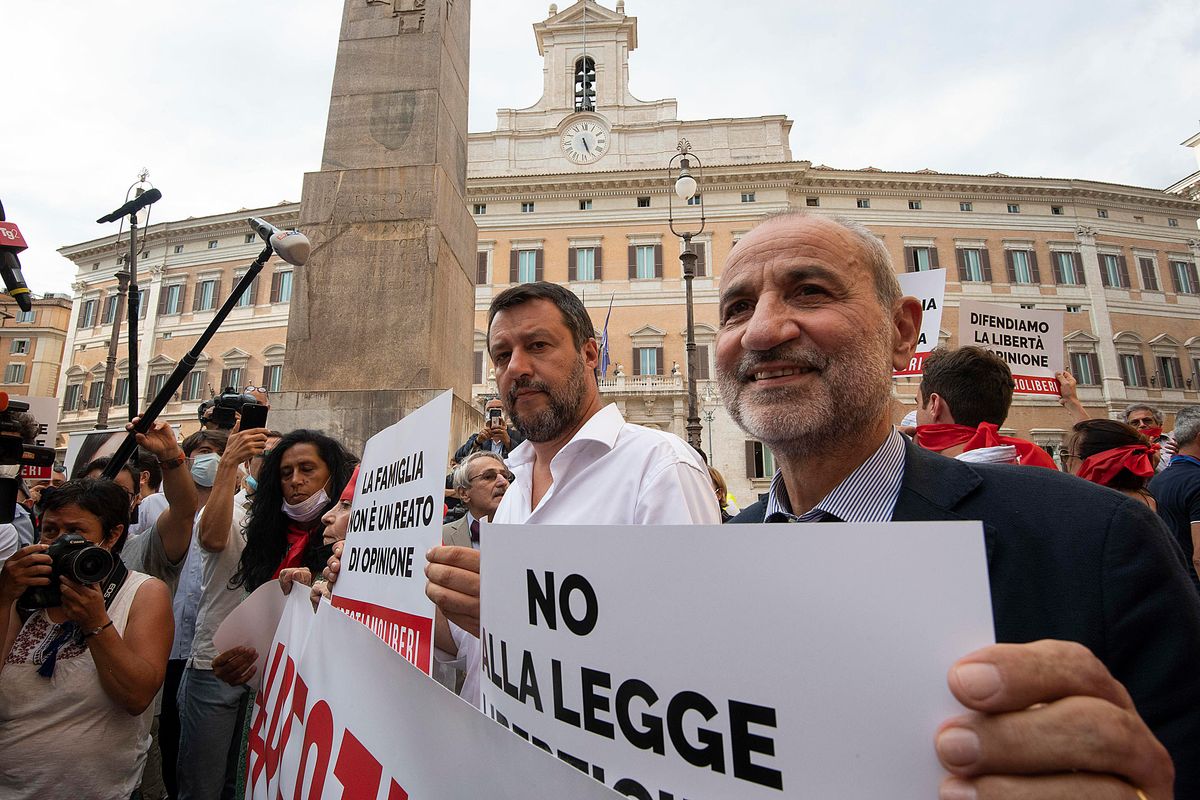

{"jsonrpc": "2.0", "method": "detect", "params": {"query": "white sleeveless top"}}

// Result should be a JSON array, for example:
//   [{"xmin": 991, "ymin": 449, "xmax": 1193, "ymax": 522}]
[{"xmin": 0, "ymin": 571, "xmax": 155, "ymax": 800}]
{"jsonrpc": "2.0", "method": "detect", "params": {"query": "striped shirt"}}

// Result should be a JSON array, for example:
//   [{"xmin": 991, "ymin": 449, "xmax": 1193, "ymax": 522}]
[{"xmin": 764, "ymin": 429, "xmax": 907, "ymax": 523}]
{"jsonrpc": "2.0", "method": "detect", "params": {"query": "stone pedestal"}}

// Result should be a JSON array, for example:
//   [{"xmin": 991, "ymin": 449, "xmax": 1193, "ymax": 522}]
[{"xmin": 274, "ymin": 0, "xmax": 477, "ymax": 449}]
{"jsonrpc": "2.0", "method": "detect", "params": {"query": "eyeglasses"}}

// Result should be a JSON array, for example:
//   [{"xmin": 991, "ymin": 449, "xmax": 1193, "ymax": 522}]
[
  {"xmin": 1128, "ymin": 419, "xmax": 1156, "ymax": 428},
  {"xmin": 469, "ymin": 468, "xmax": 514, "ymax": 483}
]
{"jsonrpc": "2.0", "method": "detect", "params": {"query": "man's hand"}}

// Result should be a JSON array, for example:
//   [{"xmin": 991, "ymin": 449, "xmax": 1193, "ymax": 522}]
[
  {"xmin": 425, "ymin": 546, "xmax": 480, "ymax": 637},
  {"xmin": 59, "ymin": 577, "xmax": 108, "ymax": 631},
  {"xmin": 222, "ymin": 425, "xmax": 269, "ymax": 468},
  {"xmin": 212, "ymin": 646, "xmax": 258, "ymax": 687},
  {"xmin": 0, "ymin": 544, "xmax": 51, "ymax": 603},
  {"xmin": 279, "ymin": 568, "xmax": 312, "ymax": 595},
  {"xmin": 128, "ymin": 417, "xmax": 183, "ymax": 460},
  {"xmin": 935, "ymin": 640, "xmax": 1173, "ymax": 799},
  {"xmin": 491, "ymin": 424, "xmax": 511, "ymax": 447},
  {"xmin": 1055, "ymin": 369, "xmax": 1078, "ymax": 403},
  {"xmin": 475, "ymin": 424, "xmax": 492, "ymax": 445}
]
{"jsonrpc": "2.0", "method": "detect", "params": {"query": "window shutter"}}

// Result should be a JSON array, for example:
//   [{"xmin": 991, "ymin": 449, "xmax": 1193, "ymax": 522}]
[
  {"xmin": 76, "ymin": 303, "xmax": 86, "ymax": 329},
  {"xmin": 955, "ymin": 248, "xmax": 968, "ymax": 282},
  {"xmin": 262, "ymin": 365, "xmax": 271, "ymax": 387},
  {"xmin": 695, "ymin": 243, "xmax": 707, "ymax": 277},
  {"xmin": 654, "ymin": 244, "xmax": 663, "ymax": 278},
  {"xmin": 568, "ymin": 247, "xmax": 577, "ymax": 282},
  {"xmin": 980, "ymin": 248, "xmax": 993, "ymax": 281},
  {"xmin": 628, "ymin": 245, "xmax": 637, "ymax": 279},
  {"xmin": 1117, "ymin": 255, "xmax": 1130, "ymax": 289},
  {"xmin": 1135, "ymin": 356, "xmax": 1147, "ymax": 386},
  {"xmin": 1028, "ymin": 250, "xmax": 1041, "ymax": 284},
  {"xmin": 476, "ymin": 252, "xmax": 488, "ymax": 284},
  {"xmin": 1086, "ymin": 353, "xmax": 1101, "ymax": 383},
  {"xmin": 1073, "ymin": 253, "xmax": 1085, "ymax": 286},
  {"xmin": 656, "ymin": 347, "xmax": 664, "ymax": 375},
  {"xmin": 158, "ymin": 286, "xmax": 168, "ymax": 315},
  {"xmin": 248, "ymin": 275, "xmax": 259, "ymax": 305},
  {"xmin": 594, "ymin": 246, "xmax": 603, "ymax": 281},
  {"xmin": 535, "ymin": 249, "xmax": 544, "ymax": 282},
  {"xmin": 1004, "ymin": 250, "xmax": 1016, "ymax": 283},
  {"xmin": 1170, "ymin": 262, "xmax": 1182, "ymax": 293},
  {"xmin": 632, "ymin": 349, "xmax": 641, "ymax": 376},
  {"xmin": 220, "ymin": 369, "xmax": 232, "ymax": 389},
  {"xmin": 903, "ymin": 247, "xmax": 915, "ymax": 273},
  {"xmin": 1099, "ymin": 257, "xmax": 1111, "ymax": 288},
  {"xmin": 509, "ymin": 250, "xmax": 519, "ymax": 284},
  {"xmin": 1138, "ymin": 257, "xmax": 1157, "ymax": 290},
  {"xmin": 929, "ymin": 247, "xmax": 940, "ymax": 269},
  {"xmin": 213, "ymin": 278, "xmax": 223, "ymax": 308},
  {"xmin": 745, "ymin": 440, "xmax": 757, "ymax": 479},
  {"xmin": 473, "ymin": 351, "xmax": 484, "ymax": 384},
  {"xmin": 1051, "ymin": 253, "xmax": 1065, "ymax": 285},
  {"xmin": 696, "ymin": 344, "xmax": 710, "ymax": 380},
  {"xmin": 270, "ymin": 272, "xmax": 282, "ymax": 303},
  {"xmin": 1189, "ymin": 263, "xmax": 1200, "ymax": 294},
  {"xmin": 179, "ymin": 281, "xmax": 189, "ymax": 314}
]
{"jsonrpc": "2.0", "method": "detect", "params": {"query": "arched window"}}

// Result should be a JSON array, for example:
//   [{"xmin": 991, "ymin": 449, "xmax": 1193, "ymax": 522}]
[{"xmin": 574, "ymin": 56, "xmax": 596, "ymax": 112}]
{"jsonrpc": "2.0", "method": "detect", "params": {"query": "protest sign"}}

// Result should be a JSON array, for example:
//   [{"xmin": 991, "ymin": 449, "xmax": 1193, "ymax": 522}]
[
  {"xmin": 479, "ymin": 522, "xmax": 994, "ymax": 799},
  {"xmin": 959, "ymin": 299, "xmax": 1064, "ymax": 394},
  {"xmin": 8, "ymin": 396, "xmax": 57, "ymax": 481},
  {"xmin": 331, "ymin": 390, "xmax": 451, "ymax": 673},
  {"xmin": 246, "ymin": 598, "xmax": 624, "ymax": 800},
  {"xmin": 894, "ymin": 269, "xmax": 946, "ymax": 376},
  {"xmin": 213, "ymin": 580, "xmax": 290, "ymax": 685}
]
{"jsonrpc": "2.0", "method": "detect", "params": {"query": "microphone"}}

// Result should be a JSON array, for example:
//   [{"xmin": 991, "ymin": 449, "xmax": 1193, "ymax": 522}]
[
  {"xmin": 0, "ymin": 201, "xmax": 33, "ymax": 313},
  {"xmin": 247, "ymin": 217, "xmax": 311, "ymax": 267},
  {"xmin": 97, "ymin": 187, "xmax": 162, "ymax": 224}
]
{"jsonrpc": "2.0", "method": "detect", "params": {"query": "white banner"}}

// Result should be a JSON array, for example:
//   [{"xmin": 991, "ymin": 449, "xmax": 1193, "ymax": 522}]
[
  {"xmin": 958, "ymin": 299, "xmax": 1064, "ymax": 395},
  {"xmin": 245, "ymin": 596, "xmax": 624, "ymax": 800},
  {"xmin": 331, "ymin": 390, "xmax": 452, "ymax": 673},
  {"xmin": 895, "ymin": 269, "xmax": 946, "ymax": 376},
  {"xmin": 11, "ymin": 395, "xmax": 58, "ymax": 481},
  {"xmin": 479, "ymin": 522, "xmax": 994, "ymax": 799}
]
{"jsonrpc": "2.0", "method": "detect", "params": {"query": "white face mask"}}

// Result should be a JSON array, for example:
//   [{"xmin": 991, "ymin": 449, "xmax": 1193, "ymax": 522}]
[
  {"xmin": 281, "ymin": 486, "xmax": 330, "ymax": 522},
  {"xmin": 190, "ymin": 452, "xmax": 221, "ymax": 488}
]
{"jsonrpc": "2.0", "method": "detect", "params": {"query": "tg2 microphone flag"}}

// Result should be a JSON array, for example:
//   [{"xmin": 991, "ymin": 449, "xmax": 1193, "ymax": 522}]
[{"xmin": 0, "ymin": 200, "xmax": 33, "ymax": 313}]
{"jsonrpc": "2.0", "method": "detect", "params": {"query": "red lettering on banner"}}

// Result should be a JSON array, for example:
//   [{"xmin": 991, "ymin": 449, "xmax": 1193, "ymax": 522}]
[
  {"xmin": 265, "ymin": 656, "xmax": 297, "ymax": 782},
  {"xmin": 331, "ymin": 596, "xmax": 433, "ymax": 672},
  {"xmin": 333, "ymin": 730, "xmax": 383, "ymax": 799},
  {"xmin": 1012, "ymin": 375, "xmax": 1061, "ymax": 395},
  {"xmin": 388, "ymin": 779, "xmax": 410, "ymax": 800},
  {"xmin": 295, "ymin": 699, "xmax": 335, "ymax": 799},
  {"xmin": 893, "ymin": 352, "xmax": 930, "ymax": 377}
]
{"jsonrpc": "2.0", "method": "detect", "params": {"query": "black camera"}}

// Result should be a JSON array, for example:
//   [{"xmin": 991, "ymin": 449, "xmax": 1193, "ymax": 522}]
[
  {"xmin": 0, "ymin": 394, "xmax": 55, "ymax": 524},
  {"xmin": 209, "ymin": 387, "xmax": 257, "ymax": 430},
  {"xmin": 19, "ymin": 534, "xmax": 115, "ymax": 609}
]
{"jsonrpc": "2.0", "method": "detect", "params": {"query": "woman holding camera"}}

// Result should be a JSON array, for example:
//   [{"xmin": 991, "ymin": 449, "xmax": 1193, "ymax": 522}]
[{"xmin": 0, "ymin": 478, "xmax": 173, "ymax": 799}]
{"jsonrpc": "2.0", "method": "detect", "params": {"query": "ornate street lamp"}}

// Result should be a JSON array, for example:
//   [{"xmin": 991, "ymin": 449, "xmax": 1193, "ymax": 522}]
[{"xmin": 667, "ymin": 139, "xmax": 706, "ymax": 453}]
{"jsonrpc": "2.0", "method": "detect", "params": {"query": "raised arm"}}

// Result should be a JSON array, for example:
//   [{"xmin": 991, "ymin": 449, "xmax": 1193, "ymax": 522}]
[
  {"xmin": 1055, "ymin": 370, "xmax": 1090, "ymax": 425},
  {"xmin": 130, "ymin": 418, "xmax": 198, "ymax": 563},
  {"xmin": 200, "ymin": 426, "xmax": 267, "ymax": 552}
]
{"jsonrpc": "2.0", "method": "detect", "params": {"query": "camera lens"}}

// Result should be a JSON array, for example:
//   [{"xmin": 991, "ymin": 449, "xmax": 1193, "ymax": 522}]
[{"xmin": 67, "ymin": 546, "xmax": 114, "ymax": 584}]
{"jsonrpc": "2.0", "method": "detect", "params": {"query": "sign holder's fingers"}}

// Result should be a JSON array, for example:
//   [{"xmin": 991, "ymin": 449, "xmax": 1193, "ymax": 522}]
[{"xmin": 943, "ymin": 772, "xmax": 1164, "ymax": 800}]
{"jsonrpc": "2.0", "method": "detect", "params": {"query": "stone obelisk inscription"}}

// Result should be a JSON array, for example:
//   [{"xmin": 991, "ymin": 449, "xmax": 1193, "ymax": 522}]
[{"xmin": 272, "ymin": 0, "xmax": 478, "ymax": 450}]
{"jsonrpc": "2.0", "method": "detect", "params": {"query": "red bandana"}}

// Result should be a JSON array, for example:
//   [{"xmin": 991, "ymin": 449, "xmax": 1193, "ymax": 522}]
[
  {"xmin": 916, "ymin": 422, "xmax": 1058, "ymax": 470},
  {"xmin": 1077, "ymin": 443, "xmax": 1159, "ymax": 487},
  {"xmin": 273, "ymin": 521, "xmax": 313, "ymax": 579},
  {"xmin": 1141, "ymin": 426, "xmax": 1163, "ymax": 440}
]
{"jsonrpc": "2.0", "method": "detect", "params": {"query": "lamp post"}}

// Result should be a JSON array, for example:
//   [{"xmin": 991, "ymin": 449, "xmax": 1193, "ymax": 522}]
[{"xmin": 667, "ymin": 139, "xmax": 706, "ymax": 453}]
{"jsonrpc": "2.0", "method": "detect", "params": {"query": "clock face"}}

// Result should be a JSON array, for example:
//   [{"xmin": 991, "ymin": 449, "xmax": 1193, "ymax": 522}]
[{"xmin": 561, "ymin": 121, "xmax": 609, "ymax": 164}]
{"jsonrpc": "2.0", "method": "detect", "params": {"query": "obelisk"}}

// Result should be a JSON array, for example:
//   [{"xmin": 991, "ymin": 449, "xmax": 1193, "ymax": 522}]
[{"xmin": 271, "ymin": 0, "xmax": 479, "ymax": 452}]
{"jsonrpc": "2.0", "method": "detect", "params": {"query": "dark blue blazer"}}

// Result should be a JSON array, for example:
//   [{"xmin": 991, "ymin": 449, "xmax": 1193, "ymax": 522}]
[{"xmin": 733, "ymin": 440, "xmax": 1200, "ymax": 797}]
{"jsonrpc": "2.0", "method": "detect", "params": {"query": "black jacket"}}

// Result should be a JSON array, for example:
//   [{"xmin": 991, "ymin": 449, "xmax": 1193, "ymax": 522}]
[{"xmin": 733, "ymin": 440, "xmax": 1200, "ymax": 797}]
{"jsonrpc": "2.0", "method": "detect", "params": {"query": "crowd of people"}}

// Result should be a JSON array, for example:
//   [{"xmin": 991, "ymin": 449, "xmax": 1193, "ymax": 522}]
[{"xmin": 0, "ymin": 212, "xmax": 1198, "ymax": 799}]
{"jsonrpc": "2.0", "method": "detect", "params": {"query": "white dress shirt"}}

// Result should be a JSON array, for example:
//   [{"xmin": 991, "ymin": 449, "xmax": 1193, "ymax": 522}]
[{"xmin": 450, "ymin": 403, "xmax": 720, "ymax": 707}]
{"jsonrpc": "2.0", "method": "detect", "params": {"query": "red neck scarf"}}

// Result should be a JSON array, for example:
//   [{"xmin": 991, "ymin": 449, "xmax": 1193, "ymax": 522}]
[
  {"xmin": 916, "ymin": 422, "xmax": 1058, "ymax": 470},
  {"xmin": 273, "ymin": 520, "xmax": 314, "ymax": 579},
  {"xmin": 1077, "ymin": 443, "xmax": 1159, "ymax": 487},
  {"xmin": 1140, "ymin": 426, "xmax": 1163, "ymax": 440}
]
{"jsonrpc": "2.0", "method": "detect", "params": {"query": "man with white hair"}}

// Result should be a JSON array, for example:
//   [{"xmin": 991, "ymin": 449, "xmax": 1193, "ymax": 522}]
[{"xmin": 1150, "ymin": 404, "xmax": 1200, "ymax": 589}]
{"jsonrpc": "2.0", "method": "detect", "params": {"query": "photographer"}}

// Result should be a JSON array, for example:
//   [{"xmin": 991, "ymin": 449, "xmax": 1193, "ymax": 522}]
[
  {"xmin": 0, "ymin": 478, "xmax": 173, "ymax": 799},
  {"xmin": 452, "ymin": 398, "xmax": 524, "ymax": 462}
]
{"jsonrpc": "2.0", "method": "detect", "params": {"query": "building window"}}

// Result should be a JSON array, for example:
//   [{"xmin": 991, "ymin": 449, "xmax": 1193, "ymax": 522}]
[
  {"xmin": 270, "ymin": 270, "xmax": 293, "ymax": 303},
  {"xmin": 1007, "ymin": 203, "xmax": 1020, "ymax": 214},
  {"xmin": 1065, "ymin": 305, "xmax": 1082, "ymax": 313},
  {"xmin": 194, "ymin": 278, "xmax": 219, "ymax": 311},
  {"xmin": 113, "ymin": 377, "xmax": 129, "ymax": 406},
  {"xmin": 574, "ymin": 56, "xmax": 596, "ymax": 112},
  {"xmin": 233, "ymin": 271, "xmax": 258, "ymax": 307},
  {"xmin": 959, "ymin": 202, "xmax": 973, "ymax": 212},
  {"xmin": 181, "ymin": 370, "xmax": 206, "ymax": 401},
  {"xmin": 174, "ymin": 244, "xmax": 184, "ymax": 254},
  {"xmin": 245, "ymin": 233, "xmax": 256, "ymax": 244},
  {"xmin": 162, "ymin": 284, "xmax": 183, "ymax": 315},
  {"xmin": 1070, "ymin": 352, "xmax": 1101, "ymax": 385},
  {"xmin": 740, "ymin": 192, "xmax": 756, "ymax": 204},
  {"xmin": 1099, "ymin": 254, "xmax": 1128, "ymax": 288},
  {"xmin": 101, "ymin": 294, "xmax": 120, "ymax": 325},
  {"xmin": 1168, "ymin": 218, "xmax": 1179, "ymax": 228},
  {"xmin": 16, "ymin": 310, "xmax": 34, "ymax": 323},
  {"xmin": 747, "ymin": 441, "xmax": 776, "ymax": 480},
  {"xmin": 1158, "ymin": 356, "xmax": 1183, "ymax": 389},
  {"xmin": 516, "ymin": 250, "xmax": 538, "ymax": 283},
  {"xmin": 1051, "ymin": 205, "xmax": 1064, "ymax": 215},
  {"xmin": 87, "ymin": 380, "xmax": 106, "ymax": 408},
  {"xmin": 636, "ymin": 197, "xmax": 651, "ymax": 208},
  {"xmin": 64, "ymin": 383, "xmax": 82, "ymax": 411},
  {"xmin": 691, "ymin": 242, "xmax": 708, "ymax": 278},
  {"xmin": 1119, "ymin": 353, "xmax": 1147, "ymax": 387},
  {"xmin": 219, "ymin": 368, "xmax": 244, "ymax": 392},
  {"xmin": 1008, "ymin": 250, "xmax": 1037, "ymax": 284},
  {"xmin": 1097, "ymin": 208, "xmax": 1109, "ymax": 219},
  {"xmin": 521, "ymin": 202, "xmax": 535, "ymax": 213},
  {"xmin": 694, "ymin": 343, "xmax": 711, "ymax": 380},
  {"xmin": 208, "ymin": 240, "xmax": 219, "ymax": 249},
  {"xmin": 958, "ymin": 248, "xmax": 987, "ymax": 282},
  {"xmin": 3, "ymin": 364, "xmax": 25, "ymax": 384},
  {"xmin": 579, "ymin": 199, "xmax": 592, "ymax": 211},
  {"xmin": 1133, "ymin": 215, "xmax": 1144, "ymax": 224},
  {"xmin": 473, "ymin": 203, "xmax": 486, "ymax": 215},
  {"xmin": 908, "ymin": 200, "xmax": 922, "ymax": 210},
  {"xmin": 904, "ymin": 246, "xmax": 937, "ymax": 272},
  {"xmin": 856, "ymin": 198, "xmax": 870, "ymax": 209},
  {"xmin": 575, "ymin": 247, "xmax": 596, "ymax": 281},
  {"xmin": 473, "ymin": 351, "xmax": 484, "ymax": 385},
  {"xmin": 686, "ymin": 195, "xmax": 702, "ymax": 206},
  {"xmin": 632, "ymin": 346, "xmax": 662, "ymax": 376},
  {"xmin": 1019, "ymin": 303, "xmax": 1035, "ymax": 310},
  {"xmin": 635, "ymin": 245, "xmax": 657, "ymax": 279},
  {"xmin": 79, "ymin": 298, "xmax": 98, "ymax": 328},
  {"xmin": 1052, "ymin": 252, "xmax": 1082, "ymax": 285},
  {"xmin": 146, "ymin": 373, "xmax": 167, "ymax": 405},
  {"xmin": 475, "ymin": 252, "xmax": 489, "ymax": 285},
  {"xmin": 1170, "ymin": 260, "xmax": 1198, "ymax": 294},
  {"xmin": 805, "ymin": 197, "xmax": 820, "ymax": 207},
  {"xmin": 262, "ymin": 364, "xmax": 283, "ymax": 393},
  {"xmin": 1138, "ymin": 257, "xmax": 1160, "ymax": 291},
  {"xmin": 10, "ymin": 339, "xmax": 29, "ymax": 355}
]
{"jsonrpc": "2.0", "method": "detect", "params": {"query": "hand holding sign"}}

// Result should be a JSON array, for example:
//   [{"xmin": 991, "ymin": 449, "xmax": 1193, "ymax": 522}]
[{"xmin": 424, "ymin": 545, "xmax": 481, "ymax": 637}]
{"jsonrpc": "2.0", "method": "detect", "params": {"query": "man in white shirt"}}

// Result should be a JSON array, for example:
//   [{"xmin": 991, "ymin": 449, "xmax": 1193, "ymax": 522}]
[{"xmin": 421, "ymin": 282, "xmax": 719, "ymax": 706}]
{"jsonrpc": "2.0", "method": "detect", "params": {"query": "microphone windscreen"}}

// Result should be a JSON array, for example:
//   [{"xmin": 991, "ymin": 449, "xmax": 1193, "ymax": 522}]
[{"xmin": 272, "ymin": 231, "xmax": 311, "ymax": 267}]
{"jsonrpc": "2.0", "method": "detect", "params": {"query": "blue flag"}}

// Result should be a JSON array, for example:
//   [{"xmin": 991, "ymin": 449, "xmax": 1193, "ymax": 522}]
[{"xmin": 599, "ymin": 293, "xmax": 615, "ymax": 377}]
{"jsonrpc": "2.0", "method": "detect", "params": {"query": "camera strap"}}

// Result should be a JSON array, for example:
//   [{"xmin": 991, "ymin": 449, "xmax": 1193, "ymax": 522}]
[
  {"xmin": 33, "ymin": 560, "xmax": 129, "ymax": 679},
  {"xmin": 100, "ymin": 559, "xmax": 130, "ymax": 610}
]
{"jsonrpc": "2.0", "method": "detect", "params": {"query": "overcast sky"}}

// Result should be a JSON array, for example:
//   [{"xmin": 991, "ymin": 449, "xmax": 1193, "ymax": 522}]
[{"xmin": 6, "ymin": 0, "xmax": 1198, "ymax": 295}]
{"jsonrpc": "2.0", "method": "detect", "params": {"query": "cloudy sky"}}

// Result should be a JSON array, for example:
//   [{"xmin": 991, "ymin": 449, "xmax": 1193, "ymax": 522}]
[{"xmin": 6, "ymin": 0, "xmax": 1198, "ymax": 295}]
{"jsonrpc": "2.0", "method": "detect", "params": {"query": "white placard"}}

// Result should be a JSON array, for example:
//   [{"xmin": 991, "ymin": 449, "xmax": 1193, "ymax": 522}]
[
  {"xmin": 479, "ymin": 522, "xmax": 995, "ymax": 799},
  {"xmin": 10, "ymin": 395, "xmax": 58, "ymax": 481},
  {"xmin": 895, "ymin": 269, "xmax": 946, "ymax": 376},
  {"xmin": 245, "ymin": 598, "xmax": 624, "ymax": 800},
  {"xmin": 331, "ymin": 390, "xmax": 452, "ymax": 674},
  {"xmin": 212, "ymin": 579, "xmax": 290, "ymax": 686},
  {"xmin": 958, "ymin": 299, "xmax": 1064, "ymax": 395}
]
